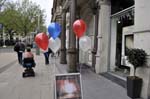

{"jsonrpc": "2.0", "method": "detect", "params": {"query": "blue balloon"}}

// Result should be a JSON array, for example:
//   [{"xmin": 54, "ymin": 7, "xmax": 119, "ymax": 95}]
[{"xmin": 48, "ymin": 22, "xmax": 61, "ymax": 39}]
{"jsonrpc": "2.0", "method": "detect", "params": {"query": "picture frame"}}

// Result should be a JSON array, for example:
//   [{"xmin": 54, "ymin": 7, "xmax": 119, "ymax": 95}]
[{"xmin": 55, "ymin": 73, "xmax": 83, "ymax": 99}]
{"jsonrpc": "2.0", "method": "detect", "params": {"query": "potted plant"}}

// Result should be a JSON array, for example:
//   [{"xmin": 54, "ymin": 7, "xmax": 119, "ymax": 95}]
[{"xmin": 126, "ymin": 48, "xmax": 147, "ymax": 98}]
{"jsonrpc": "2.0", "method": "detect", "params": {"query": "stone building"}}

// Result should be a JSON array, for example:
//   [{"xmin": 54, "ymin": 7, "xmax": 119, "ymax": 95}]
[{"xmin": 51, "ymin": 0, "xmax": 150, "ymax": 98}]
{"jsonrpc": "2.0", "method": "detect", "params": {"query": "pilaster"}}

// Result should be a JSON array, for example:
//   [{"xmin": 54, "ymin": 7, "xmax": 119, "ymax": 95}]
[
  {"xmin": 134, "ymin": 0, "xmax": 150, "ymax": 98},
  {"xmin": 95, "ymin": 0, "xmax": 111, "ymax": 73}
]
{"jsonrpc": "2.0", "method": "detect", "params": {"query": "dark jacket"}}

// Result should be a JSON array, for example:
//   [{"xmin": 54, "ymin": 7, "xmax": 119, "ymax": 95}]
[{"xmin": 14, "ymin": 42, "xmax": 25, "ymax": 52}]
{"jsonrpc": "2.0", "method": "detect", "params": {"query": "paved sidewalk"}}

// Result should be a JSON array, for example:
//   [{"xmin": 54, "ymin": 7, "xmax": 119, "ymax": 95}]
[
  {"xmin": 0, "ymin": 52, "xmax": 17, "ymax": 68},
  {"xmin": 0, "ymin": 53, "xmax": 59, "ymax": 99},
  {"xmin": 0, "ymin": 52, "xmax": 131, "ymax": 99},
  {"xmin": 0, "ymin": 52, "xmax": 17, "ymax": 74}
]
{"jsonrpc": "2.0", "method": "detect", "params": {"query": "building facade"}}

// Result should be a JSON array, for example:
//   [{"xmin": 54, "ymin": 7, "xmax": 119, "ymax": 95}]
[{"xmin": 51, "ymin": 0, "xmax": 150, "ymax": 98}]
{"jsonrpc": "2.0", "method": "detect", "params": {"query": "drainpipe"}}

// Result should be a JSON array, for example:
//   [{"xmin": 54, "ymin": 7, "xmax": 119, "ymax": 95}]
[{"xmin": 92, "ymin": 2, "xmax": 99, "ymax": 71}]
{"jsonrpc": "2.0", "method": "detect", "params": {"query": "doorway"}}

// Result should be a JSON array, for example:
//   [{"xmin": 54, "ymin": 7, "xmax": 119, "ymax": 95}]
[{"xmin": 111, "ymin": 0, "xmax": 134, "ymax": 77}]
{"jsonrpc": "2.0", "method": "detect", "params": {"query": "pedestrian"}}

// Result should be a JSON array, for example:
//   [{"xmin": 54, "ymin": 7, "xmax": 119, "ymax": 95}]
[
  {"xmin": 43, "ymin": 48, "xmax": 52, "ymax": 65},
  {"xmin": 14, "ymin": 40, "xmax": 25, "ymax": 64},
  {"xmin": 23, "ymin": 47, "xmax": 34, "ymax": 59},
  {"xmin": 23, "ymin": 47, "xmax": 35, "ymax": 67},
  {"xmin": 57, "ymin": 49, "xmax": 60, "ymax": 57}
]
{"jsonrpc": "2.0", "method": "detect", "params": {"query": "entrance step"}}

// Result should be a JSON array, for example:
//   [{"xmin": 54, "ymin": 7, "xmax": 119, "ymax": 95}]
[{"xmin": 100, "ymin": 72, "xmax": 126, "ymax": 88}]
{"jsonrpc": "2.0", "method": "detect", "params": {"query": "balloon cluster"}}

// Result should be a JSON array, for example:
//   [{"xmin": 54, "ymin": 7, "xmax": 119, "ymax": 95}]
[
  {"xmin": 35, "ymin": 19, "xmax": 91, "ymax": 53},
  {"xmin": 35, "ymin": 22, "xmax": 61, "ymax": 53},
  {"xmin": 73, "ymin": 19, "xmax": 91, "ymax": 52}
]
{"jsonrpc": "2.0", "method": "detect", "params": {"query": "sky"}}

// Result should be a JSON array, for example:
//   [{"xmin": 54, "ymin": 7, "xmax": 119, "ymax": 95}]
[{"xmin": 31, "ymin": 0, "xmax": 53, "ymax": 27}]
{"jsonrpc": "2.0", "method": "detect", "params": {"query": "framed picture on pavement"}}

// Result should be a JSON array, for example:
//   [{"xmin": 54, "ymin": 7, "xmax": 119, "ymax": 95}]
[{"xmin": 55, "ymin": 73, "xmax": 83, "ymax": 99}]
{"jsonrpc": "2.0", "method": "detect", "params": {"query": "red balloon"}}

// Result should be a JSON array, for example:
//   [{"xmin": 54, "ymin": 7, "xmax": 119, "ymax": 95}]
[
  {"xmin": 73, "ymin": 19, "xmax": 86, "ymax": 38},
  {"xmin": 35, "ymin": 33, "xmax": 49, "ymax": 51}
]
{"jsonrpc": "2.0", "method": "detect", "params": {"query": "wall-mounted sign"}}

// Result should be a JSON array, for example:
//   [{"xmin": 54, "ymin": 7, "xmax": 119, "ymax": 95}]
[{"xmin": 55, "ymin": 73, "xmax": 82, "ymax": 99}]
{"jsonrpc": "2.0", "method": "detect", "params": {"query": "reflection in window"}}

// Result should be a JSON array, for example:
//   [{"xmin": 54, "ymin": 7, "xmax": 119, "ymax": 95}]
[{"xmin": 125, "ymin": 35, "xmax": 134, "ymax": 55}]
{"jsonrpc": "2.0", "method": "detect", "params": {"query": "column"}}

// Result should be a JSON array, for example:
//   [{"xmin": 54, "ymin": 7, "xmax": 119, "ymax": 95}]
[
  {"xmin": 95, "ymin": 0, "xmax": 111, "ymax": 73},
  {"xmin": 60, "ymin": 9, "xmax": 67, "ymax": 64},
  {"xmin": 68, "ymin": 0, "xmax": 77, "ymax": 72}
]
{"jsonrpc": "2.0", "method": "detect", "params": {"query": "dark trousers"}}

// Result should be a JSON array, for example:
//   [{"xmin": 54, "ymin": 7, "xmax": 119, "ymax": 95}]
[
  {"xmin": 44, "ymin": 52, "xmax": 49, "ymax": 64},
  {"xmin": 17, "ymin": 52, "xmax": 23, "ymax": 64}
]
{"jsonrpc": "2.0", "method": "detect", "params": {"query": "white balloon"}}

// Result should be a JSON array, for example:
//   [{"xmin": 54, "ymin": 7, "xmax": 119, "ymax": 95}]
[
  {"xmin": 49, "ymin": 37, "xmax": 61, "ymax": 53},
  {"xmin": 79, "ymin": 36, "xmax": 91, "ymax": 52}
]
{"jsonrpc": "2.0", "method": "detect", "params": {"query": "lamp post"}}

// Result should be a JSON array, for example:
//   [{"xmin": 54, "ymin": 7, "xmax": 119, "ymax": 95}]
[
  {"xmin": 2, "ymin": 26, "xmax": 6, "ymax": 47},
  {"xmin": 35, "ymin": 14, "xmax": 40, "ymax": 55}
]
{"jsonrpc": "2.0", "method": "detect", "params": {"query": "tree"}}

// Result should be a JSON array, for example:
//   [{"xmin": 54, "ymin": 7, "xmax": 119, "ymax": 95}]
[
  {"xmin": 126, "ymin": 48, "xmax": 147, "ymax": 98},
  {"xmin": 14, "ymin": 0, "xmax": 46, "ymax": 36},
  {"xmin": 0, "ymin": 1, "xmax": 18, "ymax": 40},
  {"xmin": 0, "ymin": 0, "xmax": 6, "ymax": 10},
  {"xmin": 0, "ymin": 0, "xmax": 46, "ymax": 40},
  {"xmin": 127, "ymin": 48, "xmax": 147, "ymax": 76},
  {"xmin": 0, "ymin": 0, "xmax": 6, "ymax": 39}
]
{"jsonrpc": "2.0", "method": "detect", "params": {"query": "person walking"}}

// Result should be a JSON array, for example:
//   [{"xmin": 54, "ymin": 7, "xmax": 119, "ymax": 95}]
[
  {"xmin": 43, "ymin": 48, "xmax": 53, "ymax": 65},
  {"xmin": 14, "ymin": 40, "xmax": 25, "ymax": 64}
]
